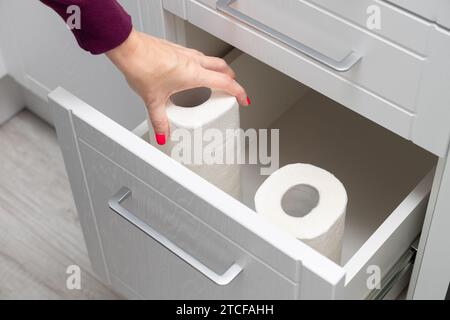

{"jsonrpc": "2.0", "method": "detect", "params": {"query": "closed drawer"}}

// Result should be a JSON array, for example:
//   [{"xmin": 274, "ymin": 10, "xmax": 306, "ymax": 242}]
[
  {"xmin": 385, "ymin": 0, "xmax": 450, "ymax": 29},
  {"xmin": 177, "ymin": 0, "xmax": 450, "ymax": 158},
  {"xmin": 193, "ymin": 0, "xmax": 422, "ymax": 113},
  {"xmin": 51, "ymin": 86, "xmax": 437, "ymax": 299},
  {"xmin": 194, "ymin": 0, "xmax": 435, "ymax": 55}
]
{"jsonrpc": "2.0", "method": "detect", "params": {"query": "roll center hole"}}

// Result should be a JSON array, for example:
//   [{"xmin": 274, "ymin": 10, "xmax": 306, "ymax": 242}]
[
  {"xmin": 281, "ymin": 184, "xmax": 320, "ymax": 218},
  {"xmin": 170, "ymin": 87, "xmax": 212, "ymax": 108}
]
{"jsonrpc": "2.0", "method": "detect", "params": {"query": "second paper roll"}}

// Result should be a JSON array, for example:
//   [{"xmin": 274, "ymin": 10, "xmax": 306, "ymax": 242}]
[{"xmin": 255, "ymin": 164, "xmax": 348, "ymax": 263}]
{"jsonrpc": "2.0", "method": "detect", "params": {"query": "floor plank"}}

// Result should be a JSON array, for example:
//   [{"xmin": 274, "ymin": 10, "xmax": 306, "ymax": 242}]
[{"xmin": 0, "ymin": 110, "xmax": 119, "ymax": 300}]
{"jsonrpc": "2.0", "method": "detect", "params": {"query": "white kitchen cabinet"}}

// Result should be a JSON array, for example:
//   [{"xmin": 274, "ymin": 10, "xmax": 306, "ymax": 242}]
[
  {"xmin": 47, "ymin": 0, "xmax": 450, "ymax": 300},
  {"xmin": 0, "ymin": 0, "xmax": 447, "ymax": 299}
]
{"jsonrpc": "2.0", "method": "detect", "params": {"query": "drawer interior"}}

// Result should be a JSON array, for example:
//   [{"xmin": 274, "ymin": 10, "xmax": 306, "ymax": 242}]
[{"xmin": 132, "ymin": 38, "xmax": 437, "ymax": 269}]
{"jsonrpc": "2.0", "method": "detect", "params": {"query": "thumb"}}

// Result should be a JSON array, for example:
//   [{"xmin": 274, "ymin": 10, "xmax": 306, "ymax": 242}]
[{"xmin": 147, "ymin": 105, "xmax": 170, "ymax": 146}]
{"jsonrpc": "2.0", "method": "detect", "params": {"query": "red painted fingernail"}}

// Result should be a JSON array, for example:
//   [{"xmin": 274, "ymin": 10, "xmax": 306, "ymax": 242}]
[
  {"xmin": 155, "ymin": 133, "xmax": 166, "ymax": 146},
  {"xmin": 246, "ymin": 96, "xmax": 251, "ymax": 106}
]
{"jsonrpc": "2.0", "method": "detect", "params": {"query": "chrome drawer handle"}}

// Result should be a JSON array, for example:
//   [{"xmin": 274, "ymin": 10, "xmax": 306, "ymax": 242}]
[
  {"xmin": 108, "ymin": 187, "xmax": 243, "ymax": 286},
  {"xmin": 216, "ymin": 0, "xmax": 362, "ymax": 72}
]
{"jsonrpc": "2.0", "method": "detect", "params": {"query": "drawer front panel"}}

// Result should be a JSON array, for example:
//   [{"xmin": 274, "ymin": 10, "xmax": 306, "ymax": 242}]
[
  {"xmin": 78, "ymin": 140, "xmax": 297, "ymax": 299},
  {"xmin": 385, "ymin": 0, "xmax": 450, "ymax": 29},
  {"xmin": 305, "ymin": 0, "xmax": 432, "ymax": 54},
  {"xmin": 199, "ymin": 0, "xmax": 433, "ymax": 54},
  {"xmin": 193, "ymin": 0, "xmax": 424, "ymax": 113}
]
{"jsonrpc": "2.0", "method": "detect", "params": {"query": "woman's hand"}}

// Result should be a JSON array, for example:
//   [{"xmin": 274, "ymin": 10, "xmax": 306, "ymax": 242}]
[{"xmin": 106, "ymin": 28, "xmax": 249, "ymax": 145}]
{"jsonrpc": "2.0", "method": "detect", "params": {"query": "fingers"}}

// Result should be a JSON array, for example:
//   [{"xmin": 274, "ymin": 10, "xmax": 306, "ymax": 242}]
[
  {"xmin": 200, "ymin": 56, "xmax": 236, "ymax": 79},
  {"xmin": 196, "ymin": 69, "xmax": 249, "ymax": 106},
  {"xmin": 147, "ymin": 105, "xmax": 170, "ymax": 145}
]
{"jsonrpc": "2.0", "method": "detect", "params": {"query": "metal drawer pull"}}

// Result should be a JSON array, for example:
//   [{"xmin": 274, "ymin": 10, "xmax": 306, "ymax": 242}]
[
  {"xmin": 108, "ymin": 187, "xmax": 243, "ymax": 286},
  {"xmin": 216, "ymin": 0, "xmax": 362, "ymax": 72}
]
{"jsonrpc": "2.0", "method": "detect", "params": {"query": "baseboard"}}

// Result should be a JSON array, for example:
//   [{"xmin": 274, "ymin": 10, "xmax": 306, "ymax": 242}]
[
  {"xmin": 21, "ymin": 84, "xmax": 54, "ymax": 126},
  {"xmin": 0, "ymin": 62, "xmax": 6, "ymax": 79},
  {"xmin": 0, "ymin": 49, "xmax": 7, "ymax": 79},
  {"xmin": 0, "ymin": 75, "xmax": 24, "ymax": 125},
  {"xmin": 0, "ymin": 74, "xmax": 55, "ymax": 127}
]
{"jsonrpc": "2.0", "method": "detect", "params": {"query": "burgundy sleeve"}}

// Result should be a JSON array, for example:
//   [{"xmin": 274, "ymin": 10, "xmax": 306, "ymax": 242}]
[{"xmin": 40, "ymin": 0, "xmax": 133, "ymax": 55}]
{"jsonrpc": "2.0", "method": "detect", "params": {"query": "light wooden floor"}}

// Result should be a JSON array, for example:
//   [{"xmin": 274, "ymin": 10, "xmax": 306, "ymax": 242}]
[{"xmin": 0, "ymin": 110, "xmax": 119, "ymax": 300}]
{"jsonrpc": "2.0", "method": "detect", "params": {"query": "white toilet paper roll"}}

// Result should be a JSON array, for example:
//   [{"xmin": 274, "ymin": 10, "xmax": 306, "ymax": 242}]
[
  {"xmin": 150, "ymin": 87, "xmax": 241, "ymax": 199},
  {"xmin": 254, "ymin": 164, "xmax": 347, "ymax": 263}
]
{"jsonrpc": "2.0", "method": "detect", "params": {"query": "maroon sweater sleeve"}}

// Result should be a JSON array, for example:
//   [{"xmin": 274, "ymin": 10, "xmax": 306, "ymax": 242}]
[{"xmin": 40, "ymin": 0, "xmax": 132, "ymax": 54}]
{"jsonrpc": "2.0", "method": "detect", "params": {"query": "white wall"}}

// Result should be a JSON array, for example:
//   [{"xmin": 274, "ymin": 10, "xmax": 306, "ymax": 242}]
[
  {"xmin": 0, "ymin": 41, "xmax": 24, "ymax": 124},
  {"xmin": 0, "ymin": 48, "xmax": 6, "ymax": 78},
  {"xmin": 0, "ymin": 0, "xmax": 162, "ymax": 129},
  {"xmin": 0, "ymin": 76, "xmax": 24, "ymax": 124}
]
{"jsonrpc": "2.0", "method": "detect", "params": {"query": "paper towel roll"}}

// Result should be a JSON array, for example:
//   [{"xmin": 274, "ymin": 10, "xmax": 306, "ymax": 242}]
[
  {"xmin": 150, "ymin": 87, "xmax": 241, "ymax": 199},
  {"xmin": 254, "ymin": 164, "xmax": 347, "ymax": 263}
]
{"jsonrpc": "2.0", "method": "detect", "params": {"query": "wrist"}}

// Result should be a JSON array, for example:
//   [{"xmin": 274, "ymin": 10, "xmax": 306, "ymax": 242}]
[{"xmin": 106, "ymin": 28, "xmax": 141, "ymax": 71}]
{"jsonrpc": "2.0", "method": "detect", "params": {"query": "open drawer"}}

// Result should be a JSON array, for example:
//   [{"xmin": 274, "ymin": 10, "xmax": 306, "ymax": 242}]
[{"xmin": 50, "ymin": 65, "xmax": 437, "ymax": 298}]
